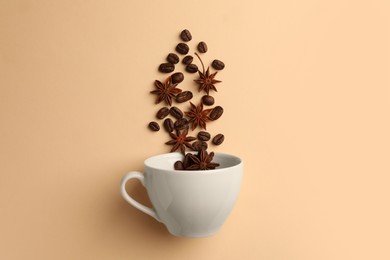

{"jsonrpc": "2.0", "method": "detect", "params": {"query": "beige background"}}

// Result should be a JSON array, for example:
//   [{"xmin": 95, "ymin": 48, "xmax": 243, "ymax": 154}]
[{"xmin": 1, "ymin": 0, "xmax": 390, "ymax": 259}]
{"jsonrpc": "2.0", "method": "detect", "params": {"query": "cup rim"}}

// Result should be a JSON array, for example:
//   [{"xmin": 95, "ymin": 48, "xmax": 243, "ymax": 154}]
[{"xmin": 144, "ymin": 152, "xmax": 243, "ymax": 175}]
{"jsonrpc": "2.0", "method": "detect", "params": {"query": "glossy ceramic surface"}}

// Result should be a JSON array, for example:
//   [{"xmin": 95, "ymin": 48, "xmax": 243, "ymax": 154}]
[{"xmin": 120, "ymin": 152, "xmax": 243, "ymax": 237}]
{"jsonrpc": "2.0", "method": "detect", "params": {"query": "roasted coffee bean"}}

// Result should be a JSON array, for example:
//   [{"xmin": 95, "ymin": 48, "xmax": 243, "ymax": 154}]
[
  {"xmin": 192, "ymin": 141, "xmax": 208, "ymax": 151},
  {"xmin": 174, "ymin": 160, "xmax": 184, "ymax": 170},
  {"xmin": 212, "ymin": 134, "xmax": 224, "ymax": 145},
  {"xmin": 158, "ymin": 63, "xmax": 174, "ymax": 73},
  {"xmin": 202, "ymin": 95, "xmax": 215, "ymax": 106},
  {"xmin": 197, "ymin": 131, "xmax": 211, "ymax": 141},
  {"xmin": 174, "ymin": 118, "xmax": 189, "ymax": 130},
  {"xmin": 197, "ymin": 41, "xmax": 208, "ymax": 53},
  {"xmin": 186, "ymin": 64, "xmax": 198, "ymax": 73},
  {"xmin": 171, "ymin": 72, "xmax": 184, "ymax": 84},
  {"xmin": 176, "ymin": 91, "xmax": 193, "ymax": 103},
  {"xmin": 156, "ymin": 107, "xmax": 169, "ymax": 119},
  {"xmin": 167, "ymin": 53, "xmax": 179, "ymax": 64},
  {"xmin": 163, "ymin": 118, "xmax": 174, "ymax": 133},
  {"xmin": 212, "ymin": 59, "xmax": 225, "ymax": 70},
  {"xmin": 209, "ymin": 106, "xmax": 223, "ymax": 120},
  {"xmin": 176, "ymin": 43, "xmax": 189, "ymax": 55},
  {"xmin": 182, "ymin": 55, "xmax": 193, "ymax": 65},
  {"xmin": 169, "ymin": 106, "xmax": 183, "ymax": 119},
  {"xmin": 180, "ymin": 29, "xmax": 192, "ymax": 42},
  {"xmin": 148, "ymin": 121, "xmax": 160, "ymax": 131}
]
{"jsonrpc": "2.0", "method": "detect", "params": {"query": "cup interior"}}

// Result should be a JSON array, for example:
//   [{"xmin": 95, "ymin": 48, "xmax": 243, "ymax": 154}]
[{"xmin": 144, "ymin": 152, "xmax": 242, "ymax": 172}]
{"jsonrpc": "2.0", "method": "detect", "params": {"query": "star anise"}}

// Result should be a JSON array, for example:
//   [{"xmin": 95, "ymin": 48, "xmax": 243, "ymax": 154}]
[
  {"xmin": 194, "ymin": 67, "xmax": 221, "ymax": 94},
  {"xmin": 184, "ymin": 102, "xmax": 212, "ymax": 130},
  {"xmin": 150, "ymin": 77, "xmax": 182, "ymax": 106},
  {"xmin": 193, "ymin": 53, "xmax": 221, "ymax": 95},
  {"xmin": 186, "ymin": 150, "xmax": 220, "ymax": 170},
  {"xmin": 165, "ymin": 128, "xmax": 196, "ymax": 154}
]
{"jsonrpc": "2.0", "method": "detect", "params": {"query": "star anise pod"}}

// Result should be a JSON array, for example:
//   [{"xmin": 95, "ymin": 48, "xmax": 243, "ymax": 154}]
[
  {"xmin": 150, "ymin": 77, "xmax": 182, "ymax": 106},
  {"xmin": 186, "ymin": 150, "xmax": 220, "ymax": 170},
  {"xmin": 165, "ymin": 128, "xmax": 196, "ymax": 154},
  {"xmin": 194, "ymin": 67, "xmax": 221, "ymax": 94},
  {"xmin": 193, "ymin": 53, "xmax": 221, "ymax": 95},
  {"xmin": 184, "ymin": 102, "xmax": 212, "ymax": 130}
]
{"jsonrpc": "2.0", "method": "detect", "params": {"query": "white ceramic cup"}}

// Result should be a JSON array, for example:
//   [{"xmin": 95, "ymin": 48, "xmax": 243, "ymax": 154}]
[{"xmin": 120, "ymin": 152, "xmax": 243, "ymax": 237}]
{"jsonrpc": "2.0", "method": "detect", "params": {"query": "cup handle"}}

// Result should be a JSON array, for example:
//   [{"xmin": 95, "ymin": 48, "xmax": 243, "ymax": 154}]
[{"xmin": 120, "ymin": 171, "xmax": 161, "ymax": 222}]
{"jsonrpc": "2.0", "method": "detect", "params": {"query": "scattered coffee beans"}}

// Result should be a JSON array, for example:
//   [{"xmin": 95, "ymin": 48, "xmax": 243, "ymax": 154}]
[
  {"xmin": 152, "ymin": 30, "xmax": 228, "ymax": 170},
  {"xmin": 182, "ymin": 55, "xmax": 193, "ymax": 65},
  {"xmin": 209, "ymin": 106, "xmax": 223, "ymax": 120},
  {"xmin": 180, "ymin": 29, "xmax": 192, "ymax": 42},
  {"xmin": 186, "ymin": 64, "xmax": 198, "ymax": 73},
  {"xmin": 171, "ymin": 72, "xmax": 184, "ymax": 84},
  {"xmin": 212, "ymin": 59, "xmax": 225, "ymax": 70},
  {"xmin": 202, "ymin": 95, "xmax": 215, "ymax": 106},
  {"xmin": 167, "ymin": 53, "xmax": 179, "ymax": 64},
  {"xmin": 159, "ymin": 63, "xmax": 174, "ymax": 73},
  {"xmin": 148, "ymin": 121, "xmax": 160, "ymax": 131},
  {"xmin": 212, "ymin": 134, "xmax": 224, "ymax": 145},
  {"xmin": 174, "ymin": 118, "xmax": 189, "ymax": 130},
  {"xmin": 163, "ymin": 118, "xmax": 174, "ymax": 133},
  {"xmin": 170, "ymin": 106, "xmax": 183, "ymax": 119},
  {"xmin": 197, "ymin": 131, "xmax": 211, "ymax": 141},
  {"xmin": 176, "ymin": 43, "xmax": 189, "ymax": 55},
  {"xmin": 174, "ymin": 160, "xmax": 184, "ymax": 170},
  {"xmin": 156, "ymin": 107, "xmax": 169, "ymax": 119},
  {"xmin": 197, "ymin": 42, "xmax": 208, "ymax": 53}
]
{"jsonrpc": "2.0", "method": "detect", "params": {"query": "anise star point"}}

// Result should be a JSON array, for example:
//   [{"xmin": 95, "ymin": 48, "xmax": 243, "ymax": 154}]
[
  {"xmin": 186, "ymin": 150, "xmax": 220, "ymax": 170},
  {"xmin": 184, "ymin": 102, "xmax": 212, "ymax": 131},
  {"xmin": 150, "ymin": 77, "xmax": 182, "ymax": 106},
  {"xmin": 194, "ymin": 67, "xmax": 221, "ymax": 95},
  {"xmin": 165, "ymin": 128, "xmax": 196, "ymax": 154}
]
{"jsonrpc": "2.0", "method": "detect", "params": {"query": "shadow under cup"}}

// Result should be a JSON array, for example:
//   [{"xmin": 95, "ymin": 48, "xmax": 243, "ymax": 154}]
[{"xmin": 122, "ymin": 152, "xmax": 243, "ymax": 238}]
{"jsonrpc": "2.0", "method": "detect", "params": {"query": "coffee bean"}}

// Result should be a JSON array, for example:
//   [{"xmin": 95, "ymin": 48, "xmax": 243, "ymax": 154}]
[
  {"xmin": 212, "ymin": 134, "xmax": 224, "ymax": 145},
  {"xmin": 167, "ymin": 53, "xmax": 179, "ymax": 64},
  {"xmin": 156, "ymin": 107, "xmax": 169, "ymax": 119},
  {"xmin": 202, "ymin": 95, "xmax": 215, "ymax": 106},
  {"xmin": 197, "ymin": 131, "xmax": 211, "ymax": 141},
  {"xmin": 197, "ymin": 41, "xmax": 208, "ymax": 53},
  {"xmin": 212, "ymin": 59, "xmax": 225, "ymax": 70},
  {"xmin": 159, "ymin": 63, "xmax": 174, "ymax": 73},
  {"xmin": 174, "ymin": 160, "xmax": 184, "ymax": 170},
  {"xmin": 148, "ymin": 121, "xmax": 160, "ymax": 131},
  {"xmin": 192, "ymin": 141, "xmax": 208, "ymax": 151},
  {"xmin": 170, "ymin": 106, "xmax": 183, "ymax": 119},
  {"xmin": 163, "ymin": 118, "xmax": 174, "ymax": 133},
  {"xmin": 209, "ymin": 106, "xmax": 223, "ymax": 120},
  {"xmin": 186, "ymin": 64, "xmax": 198, "ymax": 73},
  {"xmin": 180, "ymin": 29, "xmax": 192, "ymax": 42},
  {"xmin": 176, "ymin": 91, "xmax": 193, "ymax": 103},
  {"xmin": 171, "ymin": 72, "xmax": 184, "ymax": 84},
  {"xmin": 174, "ymin": 118, "xmax": 189, "ymax": 130},
  {"xmin": 182, "ymin": 55, "xmax": 193, "ymax": 65},
  {"xmin": 176, "ymin": 43, "xmax": 189, "ymax": 55}
]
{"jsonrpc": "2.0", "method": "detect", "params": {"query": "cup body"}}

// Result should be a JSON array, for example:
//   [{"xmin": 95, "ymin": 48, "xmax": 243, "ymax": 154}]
[{"xmin": 143, "ymin": 152, "xmax": 243, "ymax": 237}]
